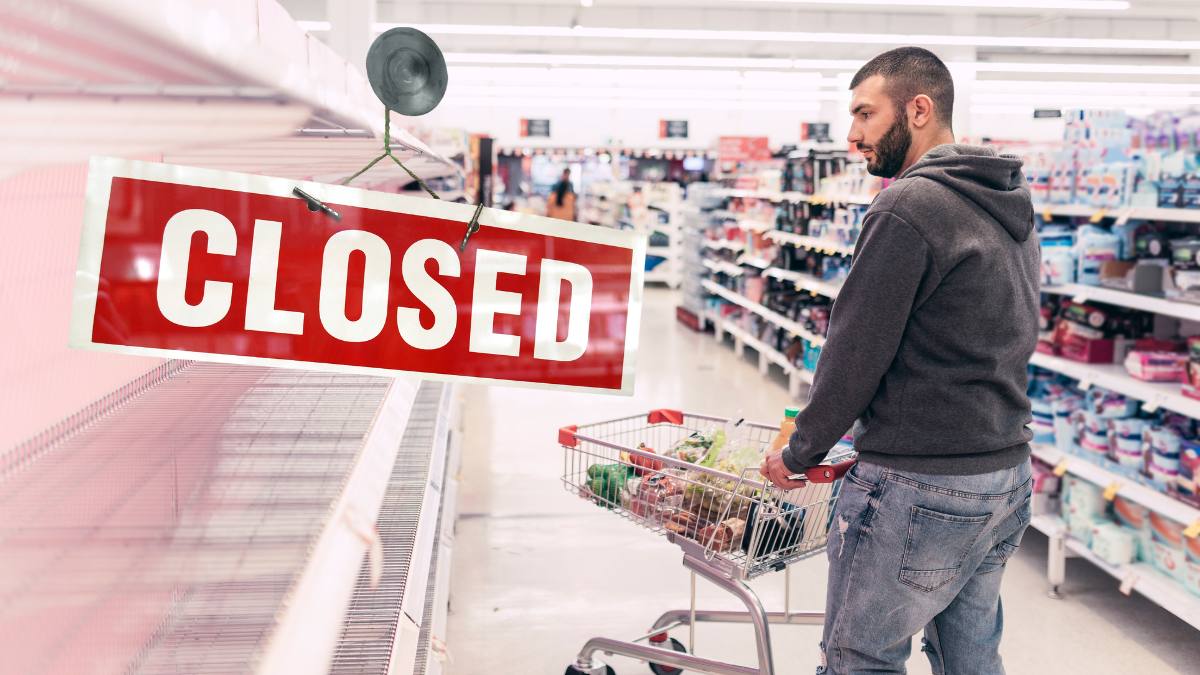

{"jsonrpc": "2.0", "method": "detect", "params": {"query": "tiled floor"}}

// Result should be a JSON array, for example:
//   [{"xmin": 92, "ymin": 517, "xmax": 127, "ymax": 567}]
[{"xmin": 447, "ymin": 287, "xmax": 1199, "ymax": 674}]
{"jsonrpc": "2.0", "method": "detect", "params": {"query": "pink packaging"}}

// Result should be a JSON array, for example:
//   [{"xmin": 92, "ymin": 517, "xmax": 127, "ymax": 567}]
[{"xmin": 1123, "ymin": 351, "xmax": 1187, "ymax": 382}]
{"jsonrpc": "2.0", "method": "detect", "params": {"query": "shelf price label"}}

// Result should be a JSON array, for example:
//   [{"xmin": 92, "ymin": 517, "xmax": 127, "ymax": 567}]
[
  {"xmin": 1053, "ymin": 459, "xmax": 1070, "ymax": 477},
  {"xmin": 1185, "ymin": 520, "xmax": 1200, "ymax": 539},
  {"xmin": 1103, "ymin": 482, "xmax": 1121, "ymax": 501},
  {"xmin": 1042, "ymin": 208, "xmax": 1054, "ymax": 222},
  {"xmin": 1090, "ymin": 209, "xmax": 1108, "ymax": 224},
  {"xmin": 1119, "ymin": 570, "xmax": 1138, "ymax": 596}
]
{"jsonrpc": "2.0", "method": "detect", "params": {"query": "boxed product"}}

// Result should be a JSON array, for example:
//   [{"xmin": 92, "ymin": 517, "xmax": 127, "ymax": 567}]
[
  {"xmin": 1184, "ymin": 533, "xmax": 1200, "ymax": 597},
  {"xmin": 1148, "ymin": 511, "xmax": 1187, "ymax": 580},
  {"xmin": 1124, "ymin": 350, "xmax": 1188, "ymax": 382},
  {"xmin": 1090, "ymin": 522, "xmax": 1137, "ymax": 566},
  {"xmin": 1112, "ymin": 496, "xmax": 1152, "ymax": 562}
]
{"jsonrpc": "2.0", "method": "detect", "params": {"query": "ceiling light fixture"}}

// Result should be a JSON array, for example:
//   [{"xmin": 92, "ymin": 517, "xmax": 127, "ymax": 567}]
[
  {"xmin": 723, "ymin": 0, "xmax": 1128, "ymax": 10},
  {"xmin": 443, "ymin": 53, "xmax": 1200, "ymax": 77},
  {"xmin": 403, "ymin": 24, "xmax": 1200, "ymax": 52}
]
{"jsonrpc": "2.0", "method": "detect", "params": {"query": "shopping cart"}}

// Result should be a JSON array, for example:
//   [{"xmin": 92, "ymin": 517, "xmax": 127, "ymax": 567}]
[{"xmin": 557, "ymin": 409, "xmax": 855, "ymax": 675}]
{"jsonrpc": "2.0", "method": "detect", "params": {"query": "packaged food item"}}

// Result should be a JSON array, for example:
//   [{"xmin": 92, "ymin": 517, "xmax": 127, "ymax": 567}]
[
  {"xmin": 1089, "ymin": 522, "xmax": 1136, "ymax": 566},
  {"xmin": 1124, "ymin": 350, "xmax": 1188, "ymax": 382},
  {"xmin": 697, "ymin": 517, "xmax": 748, "ymax": 553},
  {"xmin": 1176, "ymin": 443, "xmax": 1200, "ymax": 506},
  {"xmin": 1148, "ymin": 512, "xmax": 1187, "ymax": 580},
  {"xmin": 1109, "ymin": 418, "xmax": 1146, "ymax": 438},
  {"xmin": 1113, "ymin": 435, "xmax": 1145, "ymax": 470},
  {"xmin": 1183, "ymin": 533, "xmax": 1200, "ymax": 597},
  {"xmin": 741, "ymin": 500, "xmax": 806, "ymax": 557},
  {"xmin": 1112, "ymin": 496, "xmax": 1152, "ymax": 561},
  {"xmin": 587, "ymin": 463, "xmax": 635, "ymax": 508}
]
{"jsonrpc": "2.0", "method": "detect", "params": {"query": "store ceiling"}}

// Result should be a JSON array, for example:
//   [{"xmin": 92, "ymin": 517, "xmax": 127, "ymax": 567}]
[{"xmin": 284, "ymin": 0, "xmax": 1200, "ymax": 64}]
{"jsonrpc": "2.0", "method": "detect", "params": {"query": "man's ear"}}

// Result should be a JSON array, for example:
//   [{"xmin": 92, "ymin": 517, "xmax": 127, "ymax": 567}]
[{"xmin": 910, "ymin": 95, "xmax": 935, "ymax": 129}]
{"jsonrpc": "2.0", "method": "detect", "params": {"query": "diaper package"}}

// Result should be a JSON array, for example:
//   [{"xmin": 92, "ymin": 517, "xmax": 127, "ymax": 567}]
[{"xmin": 1090, "ymin": 522, "xmax": 1136, "ymax": 566}]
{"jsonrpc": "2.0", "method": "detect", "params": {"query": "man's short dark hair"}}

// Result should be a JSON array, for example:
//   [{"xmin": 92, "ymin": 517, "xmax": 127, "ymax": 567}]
[{"xmin": 850, "ymin": 47, "xmax": 955, "ymax": 129}]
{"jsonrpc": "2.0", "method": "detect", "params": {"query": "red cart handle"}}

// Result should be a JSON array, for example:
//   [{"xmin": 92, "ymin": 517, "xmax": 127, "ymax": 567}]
[{"xmin": 801, "ymin": 459, "xmax": 856, "ymax": 484}]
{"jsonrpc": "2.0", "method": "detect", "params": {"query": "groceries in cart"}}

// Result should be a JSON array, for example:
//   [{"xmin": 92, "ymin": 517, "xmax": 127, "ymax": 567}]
[{"xmin": 579, "ymin": 408, "xmax": 831, "ymax": 558}]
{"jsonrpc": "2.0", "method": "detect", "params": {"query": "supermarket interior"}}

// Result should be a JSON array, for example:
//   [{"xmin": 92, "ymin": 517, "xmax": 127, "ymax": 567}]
[{"xmin": 5, "ymin": 1, "xmax": 1200, "ymax": 674}]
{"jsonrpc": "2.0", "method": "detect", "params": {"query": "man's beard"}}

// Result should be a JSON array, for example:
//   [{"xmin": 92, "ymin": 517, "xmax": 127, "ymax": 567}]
[{"xmin": 862, "ymin": 113, "xmax": 912, "ymax": 178}]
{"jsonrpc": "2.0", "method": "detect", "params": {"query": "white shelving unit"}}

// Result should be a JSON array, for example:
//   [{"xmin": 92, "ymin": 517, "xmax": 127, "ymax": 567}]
[
  {"xmin": 1042, "ymin": 284, "xmax": 1200, "ymax": 323},
  {"xmin": 703, "ymin": 239, "xmax": 747, "ymax": 252},
  {"xmin": 1029, "ymin": 352, "xmax": 1200, "ymax": 419},
  {"xmin": 702, "ymin": 280, "xmax": 827, "ymax": 347},
  {"xmin": 1037, "ymin": 204, "xmax": 1200, "ymax": 225},
  {"xmin": 1030, "ymin": 444, "xmax": 1200, "ymax": 528},
  {"xmin": 715, "ymin": 188, "xmax": 877, "ymax": 206},
  {"xmin": 762, "ymin": 267, "xmax": 844, "ymax": 300},
  {"xmin": 644, "ymin": 201, "xmax": 685, "ymax": 289},
  {"xmin": 705, "ymin": 310, "xmax": 815, "ymax": 396},
  {"xmin": 737, "ymin": 255, "xmax": 773, "ymax": 270},
  {"xmin": 765, "ymin": 231, "xmax": 856, "ymax": 257},
  {"xmin": 1029, "ymin": 515, "xmax": 1200, "ymax": 630}
]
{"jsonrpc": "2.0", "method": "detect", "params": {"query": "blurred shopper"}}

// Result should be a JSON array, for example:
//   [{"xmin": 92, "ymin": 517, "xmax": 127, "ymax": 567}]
[
  {"xmin": 760, "ymin": 47, "xmax": 1039, "ymax": 675},
  {"xmin": 546, "ymin": 168, "xmax": 576, "ymax": 221}
]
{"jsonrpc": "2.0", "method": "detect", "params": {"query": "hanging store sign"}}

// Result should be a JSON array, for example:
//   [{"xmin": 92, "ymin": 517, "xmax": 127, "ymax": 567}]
[
  {"xmin": 520, "ymin": 118, "xmax": 551, "ymax": 137},
  {"xmin": 659, "ymin": 120, "xmax": 689, "ymax": 139},
  {"xmin": 718, "ymin": 136, "xmax": 770, "ymax": 162},
  {"xmin": 70, "ymin": 158, "xmax": 645, "ymax": 394}
]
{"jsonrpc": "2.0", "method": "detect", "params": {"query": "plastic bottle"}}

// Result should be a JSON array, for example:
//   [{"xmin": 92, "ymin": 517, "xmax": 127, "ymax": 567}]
[{"xmin": 769, "ymin": 407, "xmax": 800, "ymax": 453}]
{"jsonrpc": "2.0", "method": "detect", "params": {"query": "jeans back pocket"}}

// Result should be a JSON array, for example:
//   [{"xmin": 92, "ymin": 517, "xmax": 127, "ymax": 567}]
[{"xmin": 899, "ymin": 505, "xmax": 992, "ymax": 592}]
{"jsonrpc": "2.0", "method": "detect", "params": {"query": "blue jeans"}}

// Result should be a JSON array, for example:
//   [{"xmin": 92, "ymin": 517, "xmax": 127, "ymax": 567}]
[{"xmin": 818, "ymin": 460, "xmax": 1033, "ymax": 675}]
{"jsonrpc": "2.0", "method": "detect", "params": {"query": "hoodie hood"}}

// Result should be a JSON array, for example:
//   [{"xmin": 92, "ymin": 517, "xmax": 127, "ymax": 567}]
[{"xmin": 901, "ymin": 144, "xmax": 1034, "ymax": 242}]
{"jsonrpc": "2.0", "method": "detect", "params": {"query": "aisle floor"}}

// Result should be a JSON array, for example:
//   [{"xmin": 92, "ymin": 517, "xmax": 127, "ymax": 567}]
[{"xmin": 447, "ymin": 287, "xmax": 1198, "ymax": 675}]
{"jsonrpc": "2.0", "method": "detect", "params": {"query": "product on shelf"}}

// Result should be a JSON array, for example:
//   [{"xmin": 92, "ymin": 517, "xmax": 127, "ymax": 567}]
[
  {"xmin": 1149, "ymin": 511, "xmax": 1187, "ymax": 580},
  {"xmin": 1124, "ymin": 350, "xmax": 1188, "ymax": 382}
]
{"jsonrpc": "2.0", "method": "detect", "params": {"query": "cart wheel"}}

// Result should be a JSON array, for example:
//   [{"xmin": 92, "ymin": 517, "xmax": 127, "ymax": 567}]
[
  {"xmin": 648, "ymin": 637, "xmax": 688, "ymax": 675},
  {"xmin": 564, "ymin": 665, "xmax": 616, "ymax": 675}
]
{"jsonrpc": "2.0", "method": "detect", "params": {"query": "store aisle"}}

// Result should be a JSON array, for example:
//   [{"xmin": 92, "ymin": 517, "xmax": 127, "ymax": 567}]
[{"xmin": 447, "ymin": 287, "xmax": 1198, "ymax": 675}]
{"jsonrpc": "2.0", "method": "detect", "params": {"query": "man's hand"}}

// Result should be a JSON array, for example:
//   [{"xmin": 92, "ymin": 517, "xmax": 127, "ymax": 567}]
[{"xmin": 759, "ymin": 449, "xmax": 809, "ymax": 490}]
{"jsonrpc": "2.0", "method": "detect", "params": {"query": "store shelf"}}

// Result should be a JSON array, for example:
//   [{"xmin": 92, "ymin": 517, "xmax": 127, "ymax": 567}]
[
  {"xmin": 1029, "ymin": 516, "xmax": 1200, "ymax": 630},
  {"xmin": 738, "ymin": 219, "xmax": 775, "ymax": 232},
  {"xmin": 701, "ymin": 279, "xmax": 826, "ymax": 346},
  {"xmin": 716, "ymin": 188, "xmax": 877, "ymax": 206},
  {"xmin": 703, "ymin": 239, "xmax": 746, "ymax": 252},
  {"xmin": 0, "ymin": 362, "xmax": 453, "ymax": 675},
  {"xmin": 1036, "ymin": 204, "xmax": 1200, "ymax": 224},
  {"xmin": 737, "ymin": 255, "xmax": 773, "ymax": 270},
  {"xmin": 765, "ymin": 231, "xmax": 856, "ymax": 257},
  {"xmin": 2, "ymin": 0, "xmax": 458, "ymax": 183},
  {"xmin": 702, "ymin": 259, "xmax": 743, "ymax": 277},
  {"xmin": 1030, "ymin": 444, "xmax": 1200, "ymax": 527},
  {"xmin": 1041, "ymin": 284, "xmax": 1200, "ymax": 323},
  {"xmin": 720, "ymin": 319, "xmax": 796, "ymax": 373},
  {"xmin": 762, "ymin": 267, "xmax": 844, "ymax": 299},
  {"xmin": 1028, "ymin": 352, "xmax": 1200, "ymax": 419}
]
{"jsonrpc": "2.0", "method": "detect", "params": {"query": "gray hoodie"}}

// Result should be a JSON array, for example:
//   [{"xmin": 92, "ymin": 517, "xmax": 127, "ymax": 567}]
[{"xmin": 783, "ymin": 144, "xmax": 1041, "ymax": 475}]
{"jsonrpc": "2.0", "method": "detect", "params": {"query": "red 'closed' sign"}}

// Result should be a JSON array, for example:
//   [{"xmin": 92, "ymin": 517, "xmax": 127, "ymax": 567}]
[{"xmin": 70, "ymin": 158, "xmax": 646, "ymax": 393}]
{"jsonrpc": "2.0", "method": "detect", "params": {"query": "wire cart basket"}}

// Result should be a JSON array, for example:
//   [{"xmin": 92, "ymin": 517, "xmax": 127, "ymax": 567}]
[{"xmin": 557, "ymin": 409, "xmax": 855, "ymax": 675}]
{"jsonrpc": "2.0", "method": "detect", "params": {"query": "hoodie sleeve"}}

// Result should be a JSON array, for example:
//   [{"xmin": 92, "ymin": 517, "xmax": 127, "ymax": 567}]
[{"xmin": 782, "ymin": 210, "xmax": 939, "ymax": 472}]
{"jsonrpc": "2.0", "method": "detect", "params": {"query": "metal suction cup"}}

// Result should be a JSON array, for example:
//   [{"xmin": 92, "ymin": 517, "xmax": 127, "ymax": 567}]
[{"xmin": 365, "ymin": 27, "xmax": 448, "ymax": 116}]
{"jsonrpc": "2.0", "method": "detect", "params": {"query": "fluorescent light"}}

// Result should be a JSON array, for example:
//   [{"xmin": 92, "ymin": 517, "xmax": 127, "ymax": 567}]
[
  {"xmin": 974, "ymin": 80, "xmax": 1200, "ymax": 94},
  {"xmin": 406, "ymin": 24, "xmax": 1200, "ymax": 51},
  {"xmin": 444, "ymin": 53, "xmax": 805, "ymax": 70},
  {"xmin": 972, "ymin": 62, "xmax": 1200, "ymax": 76},
  {"xmin": 444, "ymin": 53, "xmax": 1200, "ymax": 80},
  {"xmin": 723, "ymin": 0, "xmax": 1128, "ymax": 9},
  {"xmin": 972, "ymin": 93, "xmax": 1200, "ymax": 107},
  {"xmin": 441, "ymin": 95, "xmax": 821, "ymax": 112},
  {"xmin": 451, "ymin": 84, "xmax": 845, "ymax": 102},
  {"xmin": 298, "ymin": 20, "xmax": 331, "ymax": 31}
]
